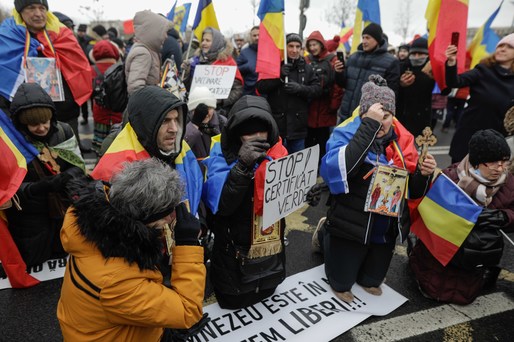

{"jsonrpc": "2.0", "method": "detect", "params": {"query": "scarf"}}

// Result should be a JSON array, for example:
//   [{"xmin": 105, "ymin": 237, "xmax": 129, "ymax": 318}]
[{"xmin": 456, "ymin": 155, "xmax": 507, "ymax": 206}]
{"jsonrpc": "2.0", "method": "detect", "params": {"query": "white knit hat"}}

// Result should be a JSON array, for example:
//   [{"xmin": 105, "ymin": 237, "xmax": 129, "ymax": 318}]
[
  {"xmin": 187, "ymin": 87, "xmax": 216, "ymax": 111},
  {"xmin": 497, "ymin": 33, "xmax": 514, "ymax": 49}
]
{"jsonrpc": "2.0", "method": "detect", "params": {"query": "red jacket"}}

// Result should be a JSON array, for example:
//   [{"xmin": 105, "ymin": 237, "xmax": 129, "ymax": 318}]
[{"xmin": 305, "ymin": 31, "xmax": 344, "ymax": 128}]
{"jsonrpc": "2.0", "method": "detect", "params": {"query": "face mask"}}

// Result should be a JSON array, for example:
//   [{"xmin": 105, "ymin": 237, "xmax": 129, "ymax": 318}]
[{"xmin": 409, "ymin": 55, "xmax": 428, "ymax": 67}]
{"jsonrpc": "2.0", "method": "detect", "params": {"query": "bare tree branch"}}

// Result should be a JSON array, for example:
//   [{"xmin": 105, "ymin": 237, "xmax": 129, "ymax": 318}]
[
  {"xmin": 394, "ymin": 0, "xmax": 413, "ymax": 42},
  {"xmin": 324, "ymin": 0, "xmax": 356, "ymax": 27}
]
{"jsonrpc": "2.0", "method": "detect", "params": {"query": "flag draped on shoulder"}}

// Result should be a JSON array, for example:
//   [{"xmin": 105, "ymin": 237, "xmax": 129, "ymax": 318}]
[
  {"xmin": 425, "ymin": 0, "xmax": 468, "ymax": 90},
  {"xmin": 91, "ymin": 123, "xmax": 202, "ymax": 215},
  {"xmin": 321, "ymin": 107, "xmax": 418, "ymax": 195},
  {"xmin": 350, "ymin": 0, "xmax": 381, "ymax": 53},
  {"xmin": 0, "ymin": 109, "xmax": 40, "ymax": 288},
  {"xmin": 0, "ymin": 11, "xmax": 92, "ymax": 105},
  {"xmin": 202, "ymin": 134, "xmax": 288, "ymax": 215},
  {"xmin": 256, "ymin": 0, "xmax": 285, "ymax": 80},
  {"xmin": 192, "ymin": 0, "xmax": 219, "ymax": 40},
  {"xmin": 410, "ymin": 173, "xmax": 483, "ymax": 266},
  {"xmin": 467, "ymin": 1, "xmax": 502, "ymax": 69}
]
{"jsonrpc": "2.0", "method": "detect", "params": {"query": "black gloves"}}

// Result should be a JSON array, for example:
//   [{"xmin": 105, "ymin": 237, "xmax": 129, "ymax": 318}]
[
  {"xmin": 174, "ymin": 202, "xmax": 201, "ymax": 246},
  {"xmin": 306, "ymin": 183, "xmax": 322, "ymax": 206},
  {"xmin": 284, "ymin": 81, "xmax": 303, "ymax": 95},
  {"xmin": 280, "ymin": 63, "xmax": 292, "ymax": 79},
  {"xmin": 191, "ymin": 103, "xmax": 210, "ymax": 126},
  {"xmin": 475, "ymin": 208, "xmax": 508, "ymax": 230},
  {"xmin": 29, "ymin": 172, "xmax": 73, "ymax": 195},
  {"xmin": 237, "ymin": 138, "xmax": 270, "ymax": 168}
]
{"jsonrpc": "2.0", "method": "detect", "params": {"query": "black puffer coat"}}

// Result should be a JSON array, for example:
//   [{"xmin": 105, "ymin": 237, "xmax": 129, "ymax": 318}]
[
  {"xmin": 209, "ymin": 96, "xmax": 286, "ymax": 309},
  {"xmin": 256, "ymin": 58, "xmax": 322, "ymax": 140},
  {"xmin": 336, "ymin": 40, "xmax": 400, "ymax": 122},
  {"xmin": 7, "ymin": 83, "xmax": 84, "ymax": 266}
]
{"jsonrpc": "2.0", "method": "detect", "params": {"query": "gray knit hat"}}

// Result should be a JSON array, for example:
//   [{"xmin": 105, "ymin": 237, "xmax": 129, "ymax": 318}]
[{"xmin": 359, "ymin": 75, "xmax": 395, "ymax": 115}]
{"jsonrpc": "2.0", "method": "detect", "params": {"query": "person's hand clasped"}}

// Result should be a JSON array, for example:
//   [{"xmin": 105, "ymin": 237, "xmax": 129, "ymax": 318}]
[
  {"xmin": 400, "ymin": 72, "xmax": 415, "ymax": 87},
  {"xmin": 238, "ymin": 138, "xmax": 270, "ymax": 168},
  {"xmin": 419, "ymin": 153, "xmax": 437, "ymax": 176},
  {"xmin": 283, "ymin": 81, "xmax": 302, "ymax": 94},
  {"xmin": 280, "ymin": 63, "xmax": 292, "ymax": 78}
]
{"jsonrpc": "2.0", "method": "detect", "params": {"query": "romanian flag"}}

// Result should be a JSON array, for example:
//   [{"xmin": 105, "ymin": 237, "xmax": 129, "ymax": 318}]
[
  {"xmin": 350, "ymin": 0, "xmax": 381, "ymax": 53},
  {"xmin": 321, "ymin": 107, "xmax": 418, "ymax": 195},
  {"xmin": 0, "ymin": 109, "xmax": 40, "ymax": 288},
  {"xmin": 411, "ymin": 173, "xmax": 483, "ymax": 266},
  {"xmin": 192, "ymin": 0, "xmax": 219, "ymax": 40},
  {"xmin": 425, "ymin": 0, "xmax": 468, "ymax": 90},
  {"xmin": 255, "ymin": 0, "xmax": 285, "ymax": 80},
  {"xmin": 339, "ymin": 22, "xmax": 353, "ymax": 52},
  {"xmin": 0, "ymin": 11, "xmax": 92, "ymax": 105},
  {"xmin": 468, "ymin": 1, "xmax": 502, "ymax": 69},
  {"xmin": 91, "ymin": 123, "xmax": 203, "ymax": 215}
]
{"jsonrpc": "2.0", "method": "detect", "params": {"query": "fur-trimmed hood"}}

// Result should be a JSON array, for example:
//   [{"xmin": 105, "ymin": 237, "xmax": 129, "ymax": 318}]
[{"xmin": 65, "ymin": 187, "xmax": 163, "ymax": 271}]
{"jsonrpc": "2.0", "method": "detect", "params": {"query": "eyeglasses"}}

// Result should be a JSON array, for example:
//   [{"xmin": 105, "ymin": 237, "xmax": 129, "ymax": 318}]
[{"xmin": 483, "ymin": 160, "xmax": 512, "ymax": 170}]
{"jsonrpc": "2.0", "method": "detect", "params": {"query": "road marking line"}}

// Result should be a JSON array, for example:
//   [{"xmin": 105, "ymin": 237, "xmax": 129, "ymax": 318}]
[{"xmin": 349, "ymin": 292, "xmax": 514, "ymax": 341}]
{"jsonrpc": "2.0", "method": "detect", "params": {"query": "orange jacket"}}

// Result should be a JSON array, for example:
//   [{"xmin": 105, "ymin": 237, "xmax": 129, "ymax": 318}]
[{"xmin": 57, "ymin": 211, "xmax": 205, "ymax": 342}]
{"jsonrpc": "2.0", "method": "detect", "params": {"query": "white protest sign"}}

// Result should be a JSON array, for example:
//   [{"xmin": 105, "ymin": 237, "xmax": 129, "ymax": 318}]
[
  {"xmin": 262, "ymin": 145, "xmax": 319, "ymax": 228},
  {"xmin": 191, "ymin": 65, "xmax": 237, "ymax": 99},
  {"xmin": 0, "ymin": 257, "xmax": 67, "ymax": 290},
  {"xmin": 199, "ymin": 264, "xmax": 408, "ymax": 341}
]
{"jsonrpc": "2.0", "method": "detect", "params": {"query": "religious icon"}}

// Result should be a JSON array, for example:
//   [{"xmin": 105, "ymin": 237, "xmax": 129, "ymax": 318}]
[
  {"xmin": 364, "ymin": 165, "xmax": 408, "ymax": 217},
  {"xmin": 25, "ymin": 57, "xmax": 64, "ymax": 102},
  {"xmin": 415, "ymin": 126, "xmax": 437, "ymax": 168}
]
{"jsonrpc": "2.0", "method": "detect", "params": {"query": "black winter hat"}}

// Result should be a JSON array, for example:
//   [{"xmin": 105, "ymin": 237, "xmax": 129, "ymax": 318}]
[
  {"xmin": 362, "ymin": 23, "xmax": 383, "ymax": 45},
  {"xmin": 468, "ymin": 129, "xmax": 511, "ymax": 166},
  {"xmin": 409, "ymin": 37, "xmax": 428, "ymax": 55},
  {"xmin": 14, "ymin": 0, "xmax": 48, "ymax": 13},
  {"xmin": 78, "ymin": 24, "xmax": 87, "ymax": 32},
  {"xmin": 286, "ymin": 33, "xmax": 302, "ymax": 45},
  {"xmin": 237, "ymin": 118, "xmax": 269, "ymax": 137},
  {"xmin": 191, "ymin": 104, "xmax": 210, "ymax": 126},
  {"xmin": 92, "ymin": 25, "xmax": 107, "ymax": 37}
]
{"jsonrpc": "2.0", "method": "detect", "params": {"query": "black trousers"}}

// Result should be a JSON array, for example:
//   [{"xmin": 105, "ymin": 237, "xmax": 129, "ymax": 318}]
[{"xmin": 319, "ymin": 228, "xmax": 395, "ymax": 292}]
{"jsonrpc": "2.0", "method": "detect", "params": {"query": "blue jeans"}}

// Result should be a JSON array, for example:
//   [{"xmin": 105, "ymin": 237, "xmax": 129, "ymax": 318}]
[{"xmin": 283, "ymin": 138, "xmax": 305, "ymax": 154}]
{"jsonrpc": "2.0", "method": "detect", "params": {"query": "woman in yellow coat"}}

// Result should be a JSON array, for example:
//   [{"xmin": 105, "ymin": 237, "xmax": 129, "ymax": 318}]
[{"xmin": 57, "ymin": 158, "xmax": 206, "ymax": 341}]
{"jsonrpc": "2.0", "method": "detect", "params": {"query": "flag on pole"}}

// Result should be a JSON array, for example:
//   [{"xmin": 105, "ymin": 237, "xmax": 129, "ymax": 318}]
[
  {"xmin": 167, "ymin": 0, "xmax": 178, "ymax": 21},
  {"xmin": 425, "ymin": 0, "xmax": 468, "ymax": 90},
  {"xmin": 468, "ymin": 1, "xmax": 502, "ymax": 69},
  {"xmin": 410, "ymin": 173, "xmax": 483, "ymax": 266},
  {"xmin": 339, "ymin": 22, "xmax": 353, "ymax": 52},
  {"xmin": 0, "ymin": 109, "xmax": 40, "ymax": 288},
  {"xmin": 178, "ymin": 3, "xmax": 192, "ymax": 34},
  {"xmin": 192, "ymin": 0, "xmax": 219, "ymax": 40},
  {"xmin": 350, "ymin": 0, "xmax": 381, "ymax": 53},
  {"xmin": 256, "ymin": 0, "xmax": 285, "ymax": 80}
]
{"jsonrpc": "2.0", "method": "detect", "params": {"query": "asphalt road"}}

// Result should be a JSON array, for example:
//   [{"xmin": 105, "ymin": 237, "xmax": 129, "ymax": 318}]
[{"xmin": 1, "ymin": 118, "xmax": 513, "ymax": 341}]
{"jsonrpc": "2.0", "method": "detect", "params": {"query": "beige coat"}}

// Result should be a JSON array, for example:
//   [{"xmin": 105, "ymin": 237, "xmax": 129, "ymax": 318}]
[{"xmin": 125, "ymin": 10, "xmax": 169, "ymax": 95}]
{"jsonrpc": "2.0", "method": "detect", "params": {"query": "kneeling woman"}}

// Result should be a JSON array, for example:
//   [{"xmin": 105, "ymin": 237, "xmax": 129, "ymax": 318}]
[
  {"xmin": 202, "ymin": 96, "xmax": 288, "ymax": 309},
  {"xmin": 316, "ymin": 75, "xmax": 437, "ymax": 303}
]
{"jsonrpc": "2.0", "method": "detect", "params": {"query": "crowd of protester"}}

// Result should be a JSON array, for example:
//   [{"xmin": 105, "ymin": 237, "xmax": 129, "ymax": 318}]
[{"xmin": 0, "ymin": 0, "xmax": 513, "ymax": 340}]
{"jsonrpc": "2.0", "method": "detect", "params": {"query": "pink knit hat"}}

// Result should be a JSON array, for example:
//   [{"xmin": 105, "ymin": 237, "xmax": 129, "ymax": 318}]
[{"xmin": 497, "ymin": 33, "xmax": 514, "ymax": 48}]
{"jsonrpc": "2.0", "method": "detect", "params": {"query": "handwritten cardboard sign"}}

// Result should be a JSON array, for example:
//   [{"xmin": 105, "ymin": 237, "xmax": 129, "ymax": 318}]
[
  {"xmin": 262, "ymin": 145, "xmax": 319, "ymax": 228},
  {"xmin": 191, "ymin": 65, "xmax": 237, "ymax": 99}
]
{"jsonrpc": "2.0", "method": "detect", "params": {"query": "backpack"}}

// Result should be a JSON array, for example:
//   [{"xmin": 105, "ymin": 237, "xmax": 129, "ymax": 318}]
[{"xmin": 92, "ymin": 62, "xmax": 128, "ymax": 112}]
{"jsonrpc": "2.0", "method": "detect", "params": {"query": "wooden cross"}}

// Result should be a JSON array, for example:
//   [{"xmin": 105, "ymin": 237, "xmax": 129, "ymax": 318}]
[
  {"xmin": 415, "ymin": 126, "xmax": 437, "ymax": 168},
  {"xmin": 38, "ymin": 146, "xmax": 61, "ymax": 173}
]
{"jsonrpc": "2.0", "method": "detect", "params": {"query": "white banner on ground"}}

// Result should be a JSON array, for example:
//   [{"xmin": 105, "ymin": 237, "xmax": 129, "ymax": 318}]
[
  {"xmin": 190, "ymin": 65, "xmax": 237, "ymax": 99},
  {"xmin": 0, "ymin": 257, "xmax": 67, "ymax": 290},
  {"xmin": 199, "ymin": 264, "xmax": 407, "ymax": 342},
  {"xmin": 262, "ymin": 145, "xmax": 319, "ymax": 228}
]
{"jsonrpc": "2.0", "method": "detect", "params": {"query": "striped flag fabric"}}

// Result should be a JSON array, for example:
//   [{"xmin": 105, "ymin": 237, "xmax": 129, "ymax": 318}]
[
  {"xmin": 167, "ymin": 0, "xmax": 178, "ymax": 21},
  {"xmin": 339, "ymin": 22, "xmax": 353, "ymax": 52},
  {"xmin": 467, "ymin": 1, "xmax": 502, "ymax": 69},
  {"xmin": 91, "ymin": 123, "xmax": 203, "ymax": 215},
  {"xmin": 410, "ymin": 173, "xmax": 483, "ymax": 266},
  {"xmin": 0, "ymin": 109, "xmax": 40, "ymax": 288},
  {"xmin": 350, "ymin": 0, "xmax": 381, "ymax": 53},
  {"xmin": 192, "ymin": 0, "xmax": 219, "ymax": 40},
  {"xmin": 255, "ymin": 0, "xmax": 285, "ymax": 80},
  {"xmin": 425, "ymin": 0, "xmax": 468, "ymax": 90}
]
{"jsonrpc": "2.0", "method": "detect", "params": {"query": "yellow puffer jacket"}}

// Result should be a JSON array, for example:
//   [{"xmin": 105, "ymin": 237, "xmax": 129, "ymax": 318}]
[{"xmin": 57, "ymin": 211, "xmax": 206, "ymax": 342}]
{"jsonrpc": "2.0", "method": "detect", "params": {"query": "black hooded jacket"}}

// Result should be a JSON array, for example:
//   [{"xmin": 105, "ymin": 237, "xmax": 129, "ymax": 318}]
[
  {"xmin": 209, "ymin": 96, "xmax": 286, "ymax": 308},
  {"xmin": 127, "ymin": 86, "xmax": 188, "ymax": 163}
]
